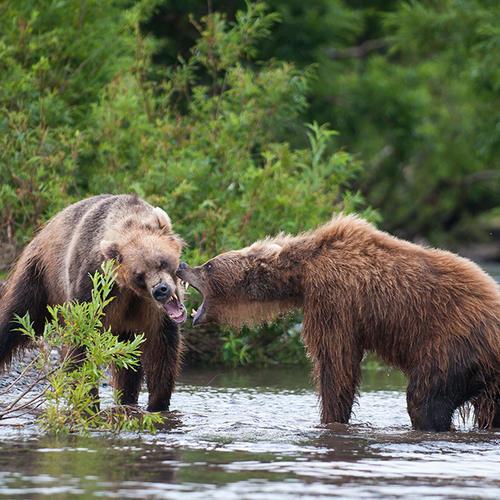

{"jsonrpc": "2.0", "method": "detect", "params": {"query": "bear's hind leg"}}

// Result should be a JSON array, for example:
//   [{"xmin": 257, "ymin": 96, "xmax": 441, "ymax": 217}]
[
  {"xmin": 407, "ymin": 393, "xmax": 456, "ymax": 432},
  {"xmin": 490, "ymin": 406, "xmax": 500, "ymax": 428},
  {"xmin": 0, "ymin": 263, "xmax": 48, "ymax": 369},
  {"xmin": 471, "ymin": 391, "xmax": 500, "ymax": 429},
  {"xmin": 406, "ymin": 369, "xmax": 466, "ymax": 432}
]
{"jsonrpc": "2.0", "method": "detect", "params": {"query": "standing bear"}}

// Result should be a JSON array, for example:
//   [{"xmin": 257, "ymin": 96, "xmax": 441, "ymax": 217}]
[
  {"xmin": 177, "ymin": 214, "xmax": 500, "ymax": 431},
  {"xmin": 0, "ymin": 194, "xmax": 186, "ymax": 412}
]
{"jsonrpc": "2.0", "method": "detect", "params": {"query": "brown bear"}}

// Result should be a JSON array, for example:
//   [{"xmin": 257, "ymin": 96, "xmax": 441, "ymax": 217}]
[
  {"xmin": 0, "ymin": 194, "xmax": 186, "ymax": 412},
  {"xmin": 176, "ymin": 214, "xmax": 500, "ymax": 431}
]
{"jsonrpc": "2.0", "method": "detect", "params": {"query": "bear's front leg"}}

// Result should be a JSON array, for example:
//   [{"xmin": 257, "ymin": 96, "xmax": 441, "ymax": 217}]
[
  {"xmin": 316, "ymin": 356, "xmax": 361, "ymax": 424},
  {"xmin": 108, "ymin": 330, "xmax": 144, "ymax": 405},
  {"xmin": 142, "ymin": 318, "xmax": 182, "ymax": 412},
  {"xmin": 303, "ymin": 309, "xmax": 363, "ymax": 425},
  {"xmin": 112, "ymin": 363, "xmax": 144, "ymax": 406}
]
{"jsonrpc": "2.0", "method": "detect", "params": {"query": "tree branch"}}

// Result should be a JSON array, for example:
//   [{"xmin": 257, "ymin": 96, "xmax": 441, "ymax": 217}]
[{"xmin": 325, "ymin": 38, "xmax": 391, "ymax": 59}]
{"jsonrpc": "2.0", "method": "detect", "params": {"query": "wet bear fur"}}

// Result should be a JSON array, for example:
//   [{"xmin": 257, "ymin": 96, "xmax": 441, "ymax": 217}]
[
  {"xmin": 0, "ymin": 194, "xmax": 186, "ymax": 412},
  {"xmin": 177, "ymin": 214, "xmax": 500, "ymax": 431}
]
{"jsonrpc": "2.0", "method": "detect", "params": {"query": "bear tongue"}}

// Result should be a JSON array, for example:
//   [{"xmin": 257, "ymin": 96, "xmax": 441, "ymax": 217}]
[{"xmin": 164, "ymin": 295, "xmax": 187, "ymax": 324}]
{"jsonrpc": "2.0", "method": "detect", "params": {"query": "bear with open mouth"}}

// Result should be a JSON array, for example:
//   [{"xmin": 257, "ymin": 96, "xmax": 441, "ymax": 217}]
[
  {"xmin": 177, "ymin": 214, "xmax": 500, "ymax": 431},
  {"xmin": 0, "ymin": 194, "xmax": 186, "ymax": 412}
]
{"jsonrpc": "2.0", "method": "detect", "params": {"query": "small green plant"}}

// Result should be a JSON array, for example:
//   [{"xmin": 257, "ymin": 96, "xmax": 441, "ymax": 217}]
[
  {"xmin": 3, "ymin": 261, "xmax": 163, "ymax": 435},
  {"xmin": 220, "ymin": 330, "xmax": 251, "ymax": 367}
]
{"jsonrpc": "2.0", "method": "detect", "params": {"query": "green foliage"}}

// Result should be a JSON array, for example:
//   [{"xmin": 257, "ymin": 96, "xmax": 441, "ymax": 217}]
[
  {"xmin": 319, "ymin": 0, "xmax": 500, "ymax": 245},
  {"xmin": 259, "ymin": 0, "xmax": 363, "ymax": 65},
  {"xmin": 6, "ymin": 0, "xmax": 500, "ymax": 366},
  {"xmin": 53, "ymin": 1, "xmax": 373, "ymax": 365},
  {"xmin": 220, "ymin": 330, "xmax": 251, "ymax": 367},
  {"xmin": 149, "ymin": 0, "xmax": 500, "ymax": 246},
  {"xmin": 82, "ymin": 3, "xmax": 374, "ymax": 258},
  {"xmin": 0, "ymin": 0, "xmax": 158, "ymax": 256},
  {"xmin": 1, "ymin": 1, "xmax": 373, "ymax": 365},
  {"xmin": 14, "ymin": 261, "xmax": 163, "ymax": 435},
  {"xmin": 226, "ymin": 320, "xmax": 310, "ymax": 366}
]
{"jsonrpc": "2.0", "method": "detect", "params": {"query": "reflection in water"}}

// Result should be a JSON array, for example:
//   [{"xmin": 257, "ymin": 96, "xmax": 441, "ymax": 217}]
[{"xmin": 0, "ymin": 365, "xmax": 500, "ymax": 499}]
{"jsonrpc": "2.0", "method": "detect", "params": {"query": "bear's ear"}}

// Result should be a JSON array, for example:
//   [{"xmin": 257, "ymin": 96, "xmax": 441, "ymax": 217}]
[
  {"xmin": 100, "ymin": 240, "xmax": 123, "ymax": 264},
  {"xmin": 245, "ymin": 241, "xmax": 282, "ymax": 260},
  {"xmin": 259, "ymin": 243, "xmax": 282, "ymax": 261},
  {"xmin": 266, "ymin": 243, "xmax": 282, "ymax": 256},
  {"xmin": 153, "ymin": 206, "xmax": 172, "ymax": 232}
]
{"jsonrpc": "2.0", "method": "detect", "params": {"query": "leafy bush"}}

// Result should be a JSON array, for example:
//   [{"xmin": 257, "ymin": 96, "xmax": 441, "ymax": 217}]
[
  {"xmin": 0, "ymin": 0, "xmax": 149, "ymax": 258},
  {"xmin": 319, "ymin": 0, "xmax": 500, "ymax": 245},
  {"xmin": 1, "ymin": 1, "xmax": 373, "ymax": 365}
]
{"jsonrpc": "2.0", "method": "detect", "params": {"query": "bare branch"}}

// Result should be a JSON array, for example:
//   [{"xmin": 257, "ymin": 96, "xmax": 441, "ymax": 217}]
[
  {"xmin": 0, "ymin": 393, "xmax": 46, "ymax": 420},
  {"xmin": 463, "ymin": 170, "xmax": 500, "ymax": 184},
  {"xmin": 325, "ymin": 38, "xmax": 391, "ymax": 59},
  {"xmin": 0, "ymin": 365, "xmax": 59, "ymax": 419},
  {"xmin": 0, "ymin": 353, "xmax": 43, "ymax": 396}
]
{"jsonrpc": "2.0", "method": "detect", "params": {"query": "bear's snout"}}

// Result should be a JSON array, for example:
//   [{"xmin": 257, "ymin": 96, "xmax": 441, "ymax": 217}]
[
  {"xmin": 178, "ymin": 262, "xmax": 189, "ymax": 270},
  {"xmin": 152, "ymin": 283, "xmax": 171, "ymax": 303}
]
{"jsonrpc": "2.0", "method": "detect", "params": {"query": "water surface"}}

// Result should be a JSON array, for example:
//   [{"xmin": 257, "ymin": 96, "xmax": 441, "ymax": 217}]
[{"xmin": 1, "ymin": 365, "xmax": 499, "ymax": 499}]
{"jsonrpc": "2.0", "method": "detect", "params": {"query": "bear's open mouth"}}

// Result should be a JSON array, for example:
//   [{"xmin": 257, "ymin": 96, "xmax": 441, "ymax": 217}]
[{"xmin": 164, "ymin": 293, "xmax": 187, "ymax": 323}]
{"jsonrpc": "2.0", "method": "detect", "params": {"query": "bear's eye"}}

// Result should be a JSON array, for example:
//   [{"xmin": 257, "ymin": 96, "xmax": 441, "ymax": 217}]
[
  {"xmin": 205, "ymin": 261, "xmax": 213, "ymax": 272},
  {"xmin": 159, "ymin": 260, "xmax": 169, "ymax": 271},
  {"xmin": 134, "ymin": 273, "xmax": 146, "ymax": 287}
]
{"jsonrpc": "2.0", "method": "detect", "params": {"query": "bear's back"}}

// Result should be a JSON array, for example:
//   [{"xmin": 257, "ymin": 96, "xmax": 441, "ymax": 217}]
[{"xmin": 29, "ymin": 195, "xmax": 153, "ymax": 302}]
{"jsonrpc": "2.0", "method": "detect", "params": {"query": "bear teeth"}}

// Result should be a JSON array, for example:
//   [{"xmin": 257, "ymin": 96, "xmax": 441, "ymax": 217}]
[
  {"xmin": 181, "ymin": 280, "xmax": 189, "ymax": 290},
  {"xmin": 166, "ymin": 293, "xmax": 179, "ymax": 304},
  {"xmin": 191, "ymin": 308, "xmax": 198, "ymax": 318}
]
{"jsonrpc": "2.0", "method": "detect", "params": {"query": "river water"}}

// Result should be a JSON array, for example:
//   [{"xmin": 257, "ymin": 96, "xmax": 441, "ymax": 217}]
[
  {"xmin": 1, "ymin": 365, "xmax": 500, "ymax": 499},
  {"xmin": 2, "ymin": 263, "xmax": 500, "ymax": 499}
]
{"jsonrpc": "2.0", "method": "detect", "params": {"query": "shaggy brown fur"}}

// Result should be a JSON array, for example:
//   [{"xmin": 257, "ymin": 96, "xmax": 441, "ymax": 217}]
[
  {"xmin": 0, "ymin": 194, "xmax": 187, "ymax": 412},
  {"xmin": 177, "ymin": 214, "xmax": 500, "ymax": 431}
]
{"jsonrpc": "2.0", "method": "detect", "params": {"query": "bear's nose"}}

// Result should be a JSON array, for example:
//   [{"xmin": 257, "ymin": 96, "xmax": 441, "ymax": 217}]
[
  {"xmin": 178, "ymin": 262, "xmax": 189, "ymax": 270},
  {"xmin": 152, "ymin": 283, "xmax": 171, "ymax": 303}
]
